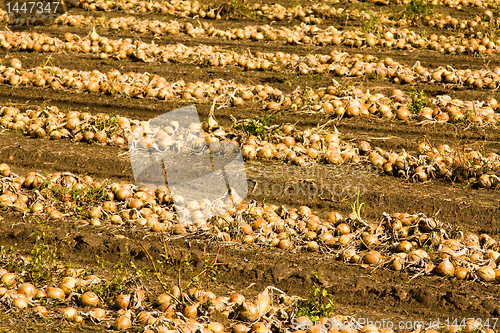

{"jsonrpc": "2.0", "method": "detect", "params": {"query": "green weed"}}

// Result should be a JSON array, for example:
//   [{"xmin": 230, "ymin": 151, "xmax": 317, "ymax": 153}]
[
  {"xmin": 349, "ymin": 189, "xmax": 365, "ymax": 222},
  {"xmin": 217, "ymin": 0, "xmax": 254, "ymax": 19},
  {"xmin": 141, "ymin": 236, "xmax": 223, "ymax": 305},
  {"xmin": 407, "ymin": 87, "xmax": 430, "ymax": 114},
  {"xmin": 400, "ymin": 0, "xmax": 434, "ymax": 22},
  {"xmin": 3, "ymin": 221, "xmax": 62, "ymax": 287},
  {"xmin": 296, "ymin": 273, "xmax": 335, "ymax": 322},
  {"xmin": 40, "ymin": 180, "xmax": 110, "ymax": 211},
  {"xmin": 233, "ymin": 113, "xmax": 282, "ymax": 141}
]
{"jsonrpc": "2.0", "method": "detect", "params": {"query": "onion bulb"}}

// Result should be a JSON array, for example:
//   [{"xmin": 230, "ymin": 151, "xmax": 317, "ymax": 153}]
[
  {"xmin": 114, "ymin": 315, "xmax": 132, "ymax": 330},
  {"xmin": 335, "ymin": 223, "xmax": 350, "ymax": 235},
  {"xmin": 238, "ymin": 301, "xmax": 259, "ymax": 322},
  {"xmin": 62, "ymin": 307, "xmax": 78, "ymax": 320},
  {"xmin": 34, "ymin": 305, "xmax": 48, "ymax": 317},
  {"xmin": 208, "ymin": 322, "xmax": 225, "ymax": 333},
  {"xmin": 363, "ymin": 251, "xmax": 382, "ymax": 265},
  {"xmin": 229, "ymin": 293, "xmax": 245, "ymax": 304},
  {"xmin": 183, "ymin": 304, "xmax": 198, "ymax": 318},
  {"xmin": 9, "ymin": 58, "xmax": 22, "ymax": 70},
  {"xmin": 59, "ymin": 277, "xmax": 77, "ymax": 294},
  {"xmin": 80, "ymin": 291, "xmax": 99, "ymax": 307},
  {"xmin": 1, "ymin": 273, "xmax": 17, "ymax": 287},
  {"xmin": 115, "ymin": 188, "xmax": 132, "ymax": 201},
  {"xmin": 435, "ymin": 258, "xmax": 455, "ymax": 276},
  {"xmin": 13, "ymin": 296, "xmax": 29, "ymax": 309},
  {"xmin": 115, "ymin": 294, "xmax": 131, "ymax": 309},
  {"xmin": 156, "ymin": 293, "xmax": 172, "ymax": 306},
  {"xmin": 89, "ymin": 308, "xmax": 106, "ymax": 320},
  {"xmin": 255, "ymin": 289, "xmax": 271, "ymax": 316},
  {"xmin": 454, "ymin": 267, "xmax": 470, "ymax": 280},
  {"xmin": 46, "ymin": 287, "xmax": 65, "ymax": 300},
  {"xmin": 476, "ymin": 266, "xmax": 496, "ymax": 282},
  {"xmin": 233, "ymin": 324, "xmax": 251, "ymax": 333},
  {"xmin": 17, "ymin": 282, "xmax": 36, "ymax": 299}
]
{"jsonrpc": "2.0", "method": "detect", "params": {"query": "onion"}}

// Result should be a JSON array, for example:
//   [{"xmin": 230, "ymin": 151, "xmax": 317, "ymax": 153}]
[
  {"xmin": 229, "ymin": 293, "xmax": 245, "ymax": 304},
  {"xmin": 358, "ymin": 141, "xmax": 371, "ymax": 155},
  {"xmin": 233, "ymin": 324, "xmax": 251, "ymax": 333},
  {"xmin": 115, "ymin": 294, "xmax": 131, "ymax": 309},
  {"xmin": 59, "ymin": 277, "xmax": 77, "ymax": 294},
  {"xmin": 114, "ymin": 315, "xmax": 132, "ymax": 330},
  {"xmin": 89, "ymin": 308, "xmax": 106, "ymax": 320},
  {"xmin": 129, "ymin": 198, "xmax": 143, "ymax": 209},
  {"xmin": 1, "ymin": 272, "xmax": 17, "ymax": 287},
  {"xmin": 89, "ymin": 27, "xmax": 100, "ymax": 42},
  {"xmin": 363, "ymin": 251, "xmax": 382, "ymax": 265},
  {"xmin": 103, "ymin": 201, "xmax": 116, "ymax": 211},
  {"xmin": 335, "ymin": 223, "xmax": 350, "ymax": 235},
  {"xmin": 208, "ymin": 322, "xmax": 225, "ymax": 333},
  {"xmin": 392, "ymin": 257, "xmax": 404, "ymax": 271},
  {"xmin": 476, "ymin": 266, "xmax": 496, "ymax": 282},
  {"xmin": 0, "ymin": 164, "xmax": 11, "ymax": 177},
  {"xmin": 62, "ymin": 307, "xmax": 78, "ymax": 320},
  {"xmin": 255, "ymin": 289, "xmax": 271, "ymax": 315},
  {"xmin": 435, "ymin": 258, "xmax": 455, "ymax": 276},
  {"xmin": 337, "ymin": 233, "xmax": 352, "ymax": 246},
  {"xmin": 455, "ymin": 267, "xmax": 470, "ymax": 280},
  {"xmin": 326, "ymin": 212, "xmax": 342, "ymax": 224},
  {"xmin": 278, "ymin": 239, "xmax": 292, "ymax": 249},
  {"xmin": 34, "ymin": 305, "xmax": 48, "ymax": 317},
  {"xmin": 156, "ymin": 293, "xmax": 173, "ymax": 306},
  {"xmin": 307, "ymin": 241, "xmax": 319, "ymax": 252},
  {"xmin": 407, "ymin": 249, "xmax": 429, "ymax": 263},
  {"xmin": 80, "ymin": 291, "xmax": 99, "ymax": 307},
  {"xmin": 9, "ymin": 58, "xmax": 22, "ymax": 70},
  {"xmin": 89, "ymin": 207, "xmax": 102, "ymax": 218},
  {"xmin": 13, "ymin": 296, "xmax": 29, "ymax": 309},
  {"xmin": 115, "ymin": 188, "xmax": 132, "ymax": 201},
  {"xmin": 394, "ymin": 240, "xmax": 412, "ymax": 253},
  {"xmin": 35, "ymin": 289, "xmax": 46, "ymax": 299},
  {"xmin": 464, "ymin": 320, "xmax": 482, "ymax": 333},
  {"xmin": 362, "ymin": 233, "xmax": 380, "ymax": 248},
  {"xmin": 137, "ymin": 311, "xmax": 152, "ymax": 325},
  {"xmin": 94, "ymin": 131, "xmax": 107, "ymax": 143},
  {"xmin": 238, "ymin": 301, "xmax": 259, "ymax": 322},
  {"xmin": 257, "ymin": 146, "xmax": 274, "ymax": 159},
  {"xmin": 17, "ymin": 282, "xmax": 36, "ymax": 299},
  {"xmin": 46, "ymin": 287, "xmax": 65, "ymax": 300},
  {"xmin": 183, "ymin": 304, "xmax": 198, "ymax": 318},
  {"xmin": 297, "ymin": 206, "xmax": 312, "ymax": 217},
  {"xmin": 241, "ymin": 145, "xmax": 257, "ymax": 160},
  {"xmin": 30, "ymin": 201, "xmax": 44, "ymax": 213},
  {"xmin": 48, "ymin": 209, "xmax": 64, "ymax": 220}
]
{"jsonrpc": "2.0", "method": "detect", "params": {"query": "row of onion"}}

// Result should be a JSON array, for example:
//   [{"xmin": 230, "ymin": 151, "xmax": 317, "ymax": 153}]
[
  {"xmin": 1, "ymin": 254, "xmax": 490, "ymax": 333},
  {"xmin": 71, "ymin": 0, "xmax": 496, "ymax": 31},
  {"xmin": 2, "ymin": 30, "xmax": 500, "ymax": 92},
  {"xmin": 279, "ymin": 86, "xmax": 500, "ymax": 125},
  {"xmin": 0, "ymin": 56, "xmax": 499, "ymax": 130},
  {"xmin": 1, "ymin": 156, "xmax": 500, "ymax": 281},
  {"xmin": 47, "ymin": 14, "xmax": 500, "ymax": 56},
  {"xmin": 238, "ymin": 127, "xmax": 500, "ymax": 189},
  {"xmin": 0, "ymin": 92, "xmax": 499, "ymax": 190},
  {"xmin": 0, "ymin": 259, "xmax": 300, "ymax": 332},
  {"xmin": 361, "ymin": 0, "xmax": 499, "ymax": 9},
  {"xmin": 0, "ymin": 56, "xmax": 285, "ymax": 105},
  {"xmin": 4, "ymin": 0, "xmax": 497, "ymax": 36},
  {"xmin": 76, "ymin": 0, "xmax": 324, "ymax": 24}
]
